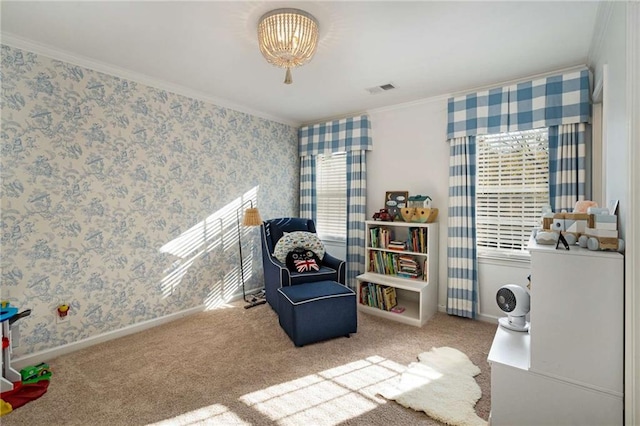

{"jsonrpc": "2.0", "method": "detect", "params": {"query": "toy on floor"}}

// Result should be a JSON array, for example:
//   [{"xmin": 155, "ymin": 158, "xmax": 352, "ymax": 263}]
[
  {"xmin": 1, "ymin": 380, "xmax": 50, "ymax": 414},
  {"xmin": 20, "ymin": 363, "xmax": 51, "ymax": 385},
  {"xmin": 0, "ymin": 302, "xmax": 51, "ymax": 417},
  {"xmin": 0, "ymin": 399, "xmax": 12, "ymax": 415},
  {"xmin": 1, "ymin": 301, "xmax": 23, "ymax": 394}
]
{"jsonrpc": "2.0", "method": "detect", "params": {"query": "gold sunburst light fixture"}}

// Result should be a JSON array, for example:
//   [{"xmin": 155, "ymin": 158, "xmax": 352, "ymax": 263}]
[{"xmin": 257, "ymin": 8, "xmax": 319, "ymax": 84}]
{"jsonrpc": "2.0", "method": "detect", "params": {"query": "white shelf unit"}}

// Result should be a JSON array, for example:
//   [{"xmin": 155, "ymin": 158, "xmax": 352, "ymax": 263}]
[
  {"xmin": 356, "ymin": 220, "xmax": 438, "ymax": 327},
  {"xmin": 488, "ymin": 236, "xmax": 623, "ymax": 425}
]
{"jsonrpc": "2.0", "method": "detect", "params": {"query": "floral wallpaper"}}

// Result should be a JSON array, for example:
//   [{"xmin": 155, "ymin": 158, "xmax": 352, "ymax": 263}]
[{"xmin": 0, "ymin": 45, "xmax": 299, "ymax": 358}]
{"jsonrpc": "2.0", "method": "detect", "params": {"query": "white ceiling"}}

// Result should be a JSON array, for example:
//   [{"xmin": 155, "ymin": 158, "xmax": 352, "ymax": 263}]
[{"xmin": 1, "ymin": 1, "xmax": 601, "ymax": 126}]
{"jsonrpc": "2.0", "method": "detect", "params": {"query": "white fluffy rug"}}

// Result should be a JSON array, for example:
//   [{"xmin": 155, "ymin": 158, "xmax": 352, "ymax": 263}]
[{"xmin": 378, "ymin": 347, "xmax": 487, "ymax": 426}]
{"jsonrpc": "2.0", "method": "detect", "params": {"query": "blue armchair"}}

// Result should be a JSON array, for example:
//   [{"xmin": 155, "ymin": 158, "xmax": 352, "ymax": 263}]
[{"xmin": 260, "ymin": 218, "xmax": 346, "ymax": 312}]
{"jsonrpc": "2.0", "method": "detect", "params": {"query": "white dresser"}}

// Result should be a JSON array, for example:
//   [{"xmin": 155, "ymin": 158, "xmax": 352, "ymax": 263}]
[{"xmin": 488, "ymin": 237, "xmax": 623, "ymax": 425}]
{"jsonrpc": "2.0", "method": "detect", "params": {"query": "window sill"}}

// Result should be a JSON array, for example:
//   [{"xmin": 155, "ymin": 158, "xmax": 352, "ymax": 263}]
[
  {"xmin": 478, "ymin": 250, "xmax": 531, "ymax": 267},
  {"xmin": 319, "ymin": 237, "xmax": 346, "ymax": 245}
]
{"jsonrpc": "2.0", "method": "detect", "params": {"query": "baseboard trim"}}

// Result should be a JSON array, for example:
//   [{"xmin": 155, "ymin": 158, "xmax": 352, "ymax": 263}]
[
  {"xmin": 12, "ymin": 304, "xmax": 205, "ymax": 369},
  {"xmin": 477, "ymin": 313, "xmax": 500, "ymax": 324},
  {"xmin": 437, "ymin": 304, "xmax": 499, "ymax": 324}
]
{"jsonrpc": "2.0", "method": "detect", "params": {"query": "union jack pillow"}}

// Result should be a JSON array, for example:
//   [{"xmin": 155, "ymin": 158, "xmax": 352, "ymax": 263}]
[{"xmin": 285, "ymin": 247, "xmax": 321, "ymax": 273}]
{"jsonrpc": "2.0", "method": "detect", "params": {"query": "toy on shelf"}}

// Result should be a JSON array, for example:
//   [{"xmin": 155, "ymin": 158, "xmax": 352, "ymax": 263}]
[
  {"xmin": 538, "ymin": 201, "xmax": 624, "ymax": 252},
  {"xmin": 408, "ymin": 195, "xmax": 432, "ymax": 209},
  {"xmin": 400, "ymin": 207, "xmax": 438, "ymax": 223},
  {"xmin": 372, "ymin": 209, "xmax": 393, "ymax": 221},
  {"xmin": 399, "ymin": 195, "xmax": 438, "ymax": 223}
]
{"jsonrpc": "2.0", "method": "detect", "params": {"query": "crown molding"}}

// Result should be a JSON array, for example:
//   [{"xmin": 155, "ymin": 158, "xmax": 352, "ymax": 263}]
[
  {"xmin": 300, "ymin": 110, "xmax": 369, "ymax": 127},
  {"xmin": 366, "ymin": 93, "xmax": 450, "ymax": 116},
  {"xmin": 363, "ymin": 64, "xmax": 589, "ymax": 120},
  {"xmin": 0, "ymin": 33, "xmax": 299, "ymax": 128},
  {"xmin": 301, "ymin": 91, "xmax": 451, "ymax": 127}
]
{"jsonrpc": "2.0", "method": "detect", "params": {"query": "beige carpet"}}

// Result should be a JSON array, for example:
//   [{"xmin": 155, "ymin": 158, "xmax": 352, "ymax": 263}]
[{"xmin": 3, "ymin": 302, "xmax": 496, "ymax": 426}]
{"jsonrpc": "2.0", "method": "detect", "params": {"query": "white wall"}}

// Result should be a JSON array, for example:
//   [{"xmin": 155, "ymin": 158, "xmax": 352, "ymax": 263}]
[
  {"xmin": 367, "ymin": 98, "xmax": 529, "ymax": 318},
  {"xmin": 367, "ymin": 98, "xmax": 450, "ymax": 310}
]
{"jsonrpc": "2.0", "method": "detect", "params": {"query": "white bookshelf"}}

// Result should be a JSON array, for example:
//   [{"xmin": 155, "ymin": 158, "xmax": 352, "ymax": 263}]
[{"xmin": 356, "ymin": 220, "xmax": 438, "ymax": 327}]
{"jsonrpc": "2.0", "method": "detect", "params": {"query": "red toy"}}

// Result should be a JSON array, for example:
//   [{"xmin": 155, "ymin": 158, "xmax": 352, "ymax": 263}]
[{"xmin": 372, "ymin": 208, "xmax": 393, "ymax": 221}]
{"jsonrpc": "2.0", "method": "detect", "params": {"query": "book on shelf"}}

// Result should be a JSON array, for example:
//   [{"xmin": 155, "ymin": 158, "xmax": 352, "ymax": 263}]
[
  {"xmin": 388, "ymin": 240, "xmax": 407, "ymax": 251},
  {"xmin": 407, "ymin": 227, "xmax": 428, "ymax": 253},
  {"xmin": 369, "ymin": 251, "xmax": 423, "ymax": 279},
  {"xmin": 383, "ymin": 286, "xmax": 397, "ymax": 310},
  {"xmin": 368, "ymin": 283, "xmax": 377, "ymax": 307},
  {"xmin": 422, "ymin": 258, "xmax": 429, "ymax": 281},
  {"xmin": 370, "ymin": 226, "xmax": 392, "ymax": 249},
  {"xmin": 359, "ymin": 282, "xmax": 397, "ymax": 311},
  {"xmin": 360, "ymin": 285, "xmax": 369, "ymax": 305},
  {"xmin": 397, "ymin": 254, "xmax": 422, "ymax": 279}
]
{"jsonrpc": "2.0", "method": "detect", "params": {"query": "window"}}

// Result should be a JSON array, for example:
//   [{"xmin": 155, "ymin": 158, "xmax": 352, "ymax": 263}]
[
  {"xmin": 316, "ymin": 152, "xmax": 347, "ymax": 241},
  {"xmin": 476, "ymin": 128, "xmax": 549, "ymax": 254}
]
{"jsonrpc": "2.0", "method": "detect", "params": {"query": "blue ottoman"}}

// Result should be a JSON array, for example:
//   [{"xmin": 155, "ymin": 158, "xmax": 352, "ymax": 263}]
[{"xmin": 277, "ymin": 280, "xmax": 357, "ymax": 347}]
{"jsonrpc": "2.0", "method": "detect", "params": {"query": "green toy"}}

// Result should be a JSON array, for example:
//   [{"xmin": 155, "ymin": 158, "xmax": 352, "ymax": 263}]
[{"xmin": 20, "ymin": 363, "xmax": 51, "ymax": 385}]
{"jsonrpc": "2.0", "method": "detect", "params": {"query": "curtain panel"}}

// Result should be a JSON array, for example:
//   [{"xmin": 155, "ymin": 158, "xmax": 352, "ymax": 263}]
[
  {"xmin": 445, "ymin": 68, "xmax": 591, "ymax": 319},
  {"xmin": 298, "ymin": 115, "xmax": 373, "ymax": 289},
  {"xmin": 447, "ymin": 136, "xmax": 478, "ymax": 318},
  {"xmin": 346, "ymin": 150, "xmax": 368, "ymax": 289},
  {"xmin": 299, "ymin": 155, "xmax": 316, "ymax": 221},
  {"xmin": 549, "ymin": 123, "xmax": 588, "ymax": 212}
]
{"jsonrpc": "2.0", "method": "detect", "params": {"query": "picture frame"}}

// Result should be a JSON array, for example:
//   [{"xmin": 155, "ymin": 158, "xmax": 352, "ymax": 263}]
[{"xmin": 384, "ymin": 191, "xmax": 409, "ymax": 220}]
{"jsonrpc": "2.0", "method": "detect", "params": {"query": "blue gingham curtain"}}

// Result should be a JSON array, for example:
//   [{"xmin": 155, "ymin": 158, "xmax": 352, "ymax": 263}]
[
  {"xmin": 448, "ymin": 69, "xmax": 590, "ymax": 140},
  {"xmin": 447, "ymin": 136, "xmax": 478, "ymax": 318},
  {"xmin": 346, "ymin": 150, "xmax": 367, "ymax": 289},
  {"xmin": 299, "ymin": 155, "xmax": 316, "ymax": 221},
  {"xmin": 507, "ymin": 70, "xmax": 590, "ymax": 131},
  {"xmin": 447, "ymin": 87, "xmax": 509, "ymax": 139},
  {"xmin": 298, "ymin": 115, "xmax": 373, "ymax": 290},
  {"xmin": 549, "ymin": 123, "xmax": 587, "ymax": 212},
  {"xmin": 446, "ymin": 68, "xmax": 591, "ymax": 318}
]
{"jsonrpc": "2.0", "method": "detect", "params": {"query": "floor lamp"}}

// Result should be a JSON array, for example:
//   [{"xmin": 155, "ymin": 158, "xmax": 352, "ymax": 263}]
[{"xmin": 237, "ymin": 201, "xmax": 266, "ymax": 309}]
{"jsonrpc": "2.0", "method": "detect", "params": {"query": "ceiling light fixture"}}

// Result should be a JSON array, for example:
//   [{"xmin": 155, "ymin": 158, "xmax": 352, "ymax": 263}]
[{"xmin": 257, "ymin": 8, "xmax": 319, "ymax": 84}]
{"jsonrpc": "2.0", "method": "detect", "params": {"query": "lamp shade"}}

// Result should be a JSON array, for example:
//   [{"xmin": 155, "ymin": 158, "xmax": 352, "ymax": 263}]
[
  {"xmin": 242, "ymin": 207, "xmax": 262, "ymax": 227},
  {"xmin": 257, "ymin": 8, "xmax": 319, "ymax": 84}
]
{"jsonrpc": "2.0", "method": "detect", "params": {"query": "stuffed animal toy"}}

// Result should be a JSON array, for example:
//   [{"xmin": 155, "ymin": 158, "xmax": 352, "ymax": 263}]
[{"xmin": 286, "ymin": 247, "xmax": 321, "ymax": 273}]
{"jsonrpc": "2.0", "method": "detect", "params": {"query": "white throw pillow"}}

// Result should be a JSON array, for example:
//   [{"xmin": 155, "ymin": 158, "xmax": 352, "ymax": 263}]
[{"xmin": 273, "ymin": 231, "xmax": 325, "ymax": 263}]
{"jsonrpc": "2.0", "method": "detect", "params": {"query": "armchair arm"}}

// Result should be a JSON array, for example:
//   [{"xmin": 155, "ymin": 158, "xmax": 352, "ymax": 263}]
[
  {"xmin": 322, "ymin": 252, "xmax": 346, "ymax": 285},
  {"xmin": 262, "ymin": 254, "xmax": 292, "ymax": 308}
]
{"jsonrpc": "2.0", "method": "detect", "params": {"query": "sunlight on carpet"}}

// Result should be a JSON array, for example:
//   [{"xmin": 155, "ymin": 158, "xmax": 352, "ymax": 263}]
[
  {"xmin": 378, "ymin": 347, "xmax": 487, "ymax": 426},
  {"xmin": 144, "ymin": 356, "xmax": 405, "ymax": 426},
  {"xmin": 240, "ymin": 355, "xmax": 405, "ymax": 425},
  {"xmin": 148, "ymin": 403, "xmax": 249, "ymax": 425}
]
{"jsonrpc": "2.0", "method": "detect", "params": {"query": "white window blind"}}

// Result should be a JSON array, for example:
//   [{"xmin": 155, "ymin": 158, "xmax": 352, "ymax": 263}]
[
  {"xmin": 316, "ymin": 152, "xmax": 347, "ymax": 241},
  {"xmin": 476, "ymin": 128, "xmax": 549, "ymax": 253}
]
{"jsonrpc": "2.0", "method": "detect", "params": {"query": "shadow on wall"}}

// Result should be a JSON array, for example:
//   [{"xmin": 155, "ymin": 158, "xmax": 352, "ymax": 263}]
[{"xmin": 160, "ymin": 186, "xmax": 263, "ymax": 309}]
